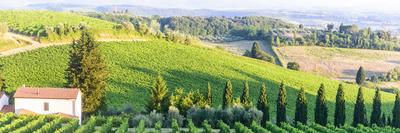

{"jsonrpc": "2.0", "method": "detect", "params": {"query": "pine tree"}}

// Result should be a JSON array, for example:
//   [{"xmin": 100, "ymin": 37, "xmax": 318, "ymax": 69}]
[
  {"xmin": 295, "ymin": 88, "xmax": 308, "ymax": 124},
  {"xmin": 380, "ymin": 113, "xmax": 386, "ymax": 127},
  {"xmin": 276, "ymin": 82, "xmax": 287, "ymax": 126},
  {"xmin": 257, "ymin": 83, "xmax": 269, "ymax": 126},
  {"xmin": 0, "ymin": 64, "xmax": 8, "ymax": 92},
  {"xmin": 353, "ymin": 87, "xmax": 368, "ymax": 126},
  {"xmin": 334, "ymin": 84, "xmax": 346, "ymax": 127},
  {"xmin": 65, "ymin": 30, "xmax": 108, "ymax": 115},
  {"xmin": 370, "ymin": 88, "xmax": 382, "ymax": 126},
  {"xmin": 356, "ymin": 66, "xmax": 366, "ymax": 85},
  {"xmin": 315, "ymin": 84, "xmax": 328, "ymax": 126},
  {"xmin": 240, "ymin": 81, "xmax": 251, "ymax": 107},
  {"xmin": 148, "ymin": 75, "xmax": 168, "ymax": 112},
  {"xmin": 223, "ymin": 80, "xmax": 233, "ymax": 109},
  {"xmin": 206, "ymin": 82, "xmax": 212, "ymax": 106},
  {"xmin": 392, "ymin": 92, "xmax": 400, "ymax": 128}
]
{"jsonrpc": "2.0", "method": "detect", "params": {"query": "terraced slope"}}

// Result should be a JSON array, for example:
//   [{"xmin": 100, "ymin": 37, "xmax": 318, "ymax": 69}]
[{"xmin": 0, "ymin": 40, "xmax": 395, "ymax": 123}]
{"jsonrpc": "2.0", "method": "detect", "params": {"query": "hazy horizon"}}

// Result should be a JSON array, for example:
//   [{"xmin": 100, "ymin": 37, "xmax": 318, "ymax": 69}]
[{"xmin": 1, "ymin": 0, "xmax": 400, "ymax": 12}]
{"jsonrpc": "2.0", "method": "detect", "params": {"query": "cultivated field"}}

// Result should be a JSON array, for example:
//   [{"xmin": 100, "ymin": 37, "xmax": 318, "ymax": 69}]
[{"xmin": 275, "ymin": 46, "xmax": 400, "ymax": 81}]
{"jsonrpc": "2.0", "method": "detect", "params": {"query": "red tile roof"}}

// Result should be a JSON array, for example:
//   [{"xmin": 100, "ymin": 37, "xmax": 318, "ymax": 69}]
[
  {"xmin": 0, "ymin": 105, "xmax": 14, "ymax": 113},
  {"xmin": 14, "ymin": 87, "xmax": 79, "ymax": 99}
]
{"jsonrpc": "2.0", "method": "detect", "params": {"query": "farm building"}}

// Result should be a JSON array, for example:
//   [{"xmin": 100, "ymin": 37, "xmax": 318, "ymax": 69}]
[
  {"xmin": 13, "ymin": 87, "xmax": 82, "ymax": 123},
  {"xmin": 0, "ymin": 91, "xmax": 10, "ymax": 113}
]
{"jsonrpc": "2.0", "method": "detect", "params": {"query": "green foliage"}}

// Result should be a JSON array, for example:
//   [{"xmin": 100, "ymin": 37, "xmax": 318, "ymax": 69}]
[
  {"xmin": 234, "ymin": 122, "xmax": 254, "ymax": 133},
  {"xmin": 315, "ymin": 84, "xmax": 328, "ymax": 126},
  {"xmin": 148, "ymin": 75, "xmax": 168, "ymax": 112},
  {"xmin": 223, "ymin": 80, "xmax": 233, "ymax": 109},
  {"xmin": 75, "ymin": 116, "xmax": 97, "ymax": 133},
  {"xmin": 54, "ymin": 119, "xmax": 79, "ymax": 133},
  {"xmin": 207, "ymin": 82, "xmax": 213, "ymax": 106},
  {"xmin": 334, "ymin": 84, "xmax": 346, "ymax": 127},
  {"xmin": 353, "ymin": 87, "xmax": 368, "ymax": 126},
  {"xmin": 370, "ymin": 88, "xmax": 382, "ymax": 126},
  {"xmin": 356, "ymin": 66, "xmax": 366, "ymax": 85},
  {"xmin": 65, "ymin": 31, "xmax": 108, "ymax": 114},
  {"xmin": 241, "ymin": 81, "xmax": 252, "ymax": 107},
  {"xmin": 256, "ymin": 83, "xmax": 269, "ymax": 126},
  {"xmin": 392, "ymin": 92, "xmax": 400, "ymax": 128},
  {"xmin": 136, "ymin": 120, "xmax": 146, "ymax": 133},
  {"xmin": 187, "ymin": 119, "xmax": 199, "ymax": 133},
  {"xmin": 95, "ymin": 117, "xmax": 114, "ymax": 133},
  {"xmin": 280, "ymin": 122, "xmax": 304, "ymax": 133},
  {"xmin": 115, "ymin": 119, "xmax": 129, "ymax": 133},
  {"xmin": 295, "ymin": 88, "xmax": 308, "ymax": 124},
  {"xmin": 0, "ymin": 64, "xmax": 7, "ymax": 92},
  {"xmin": 217, "ymin": 120, "xmax": 230, "ymax": 133},
  {"xmin": 250, "ymin": 42, "xmax": 275, "ymax": 63},
  {"xmin": 250, "ymin": 121, "xmax": 270, "ymax": 133},
  {"xmin": 287, "ymin": 62, "xmax": 300, "ymax": 71},
  {"xmin": 0, "ymin": 116, "xmax": 35, "ymax": 132},
  {"xmin": 169, "ymin": 88, "xmax": 208, "ymax": 114},
  {"xmin": 202, "ymin": 120, "xmax": 213, "ymax": 133},
  {"xmin": 10, "ymin": 116, "xmax": 47, "ymax": 133},
  {"xmin": 33, "ymin": 117, "xmax": 66, "ymax": 133},
  {"xmin": 154, "ymin": 121, "xmax": 162, "ymax": 133},
  {"xmin": 171, "ymin": 119, "xmax": 180, "ymax": 133},
  {"xmin": 265, "ymin": 121, "xmax": 287, "ymax": 133},
  {"xmin": 276, "ymin": 82, "xmax": 287, "ymax": 126}
]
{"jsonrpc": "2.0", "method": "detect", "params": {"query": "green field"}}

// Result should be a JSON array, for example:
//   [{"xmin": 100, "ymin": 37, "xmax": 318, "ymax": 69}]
[{"xmin": 0, "ymin": 40, "xmax": 396, "ymax": 123}]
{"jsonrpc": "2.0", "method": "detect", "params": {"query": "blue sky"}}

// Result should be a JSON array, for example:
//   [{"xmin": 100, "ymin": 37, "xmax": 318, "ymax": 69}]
[{"xmin": 1, "ymin": 0, "xmax": 400, "ymax": 11}]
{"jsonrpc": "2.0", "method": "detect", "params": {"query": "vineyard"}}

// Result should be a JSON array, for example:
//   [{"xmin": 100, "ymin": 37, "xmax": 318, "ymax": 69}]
[
  {"xmin": 0, "ymin": 10, "xmax": 139, "ymax": 43},
  {"xmin": 0, "ymin": 113, "xmax": 399, "ymax": 133}
]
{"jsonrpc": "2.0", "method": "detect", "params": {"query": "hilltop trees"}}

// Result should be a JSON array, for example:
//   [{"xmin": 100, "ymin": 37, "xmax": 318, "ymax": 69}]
[
  {"xmin": 295, "ymin": 88, "xmax": 308, "ymax": 124},
  {"xmin": 257, "ymin": 83, "xmax": 269, "ymax": 126},
  {"xmin": 334, "ymin": 84, "xmax": 346, "ymax": 127},
  {"xmin": 249, "ymin": 42, "xmax": 275, "ymax": 63},
  {"xmin": 353, "ymin": 87, "xmax": 368, "ymax": 126},
  {"xmin": 276, "ymin": 82, "xmax": 287, "ymax": 126},
  {"xmin": 393, "ymin": 92, "xmax": 400, "ymax": 128},
  {"xmin": 65, "ymin": 30, "xmax": 108, "ymax": 115},
  {"xmin": 356, "ymin": 66, "xmax": 366, "ymax": 85},
  {"xmin": 223, "ymin": 80, "xmax": 233, "ymax": 108},
  {"xmin": 315, "ymin": 84, "xmax": 328, "ymax": 126},
  {"xmin": 240, "ymin": 81, "xmax": 251, "ymax": 107},
  {"xmin": 370, "ymin": 88, "xmax": 382, "ymax": 126},
  {"xmin": 148, "ymin": 75, "xmax": 168, "ymax": 112}
]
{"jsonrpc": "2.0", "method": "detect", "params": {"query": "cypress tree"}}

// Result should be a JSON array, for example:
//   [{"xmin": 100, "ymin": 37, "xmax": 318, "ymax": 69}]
[
  {"xmin": 353, "ymin": 87, "xmax": 368, "ymax": 126},
  {"xmin": 334, "ymin": 84, "xmax": 346, "ymax": 127},
  {"xmin": 315, "ymin": 84, "xmax": 328, "ymax": 126},
  {"xmin": 222, "ymin": 80, "xmax": 233, "ymax": 109},
  {"xmin": 380, "ymin": 113, "xmax": 386, "ymax": 127},
  {"xmin": 65, "ymin": 30, "xmax": 108, "ymax": 115},
  {"xmin": 388, "ymin": 115, "xmax": 392, "ymax": 126},
  {"xmin": 392, "ymin": 92, "xmax": 400, "ymax": 128},
  {"xmin": 240, "ymin": 81, "xmax": 251, "ymax": 107},
  {"xmin": 207, "ymin": 82, "xmax": 212, "ymax": 106},
  {"xmin": 356, "ymin": 66, "xmax": 366, "ymax": 85},
  {"xmin": 0, "ymin": 64, "xmax": 8, "ymax": 92},
  {"xmin": 148, "ymin": 75, "xmax": 168, "ymax": 112},
  {"xmin": 370, "ymin": 88, "xmax": 382, "ymax": 126},
  {"xmin": 276, "ymin": 82, "xmax": 287, "ymax": 126},
  {"xmin": 295, "ymin": 88, "xmax": 308, "ymax": 124},
  {"xmin": 257, "ymin": 83, "xmax": 269, "ymax": 126}
]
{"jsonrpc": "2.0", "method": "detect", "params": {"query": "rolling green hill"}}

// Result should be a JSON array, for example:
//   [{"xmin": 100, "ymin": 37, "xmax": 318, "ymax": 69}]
[{"xmin": 0, "ymin": 40, "xmax": 395, "ymax": 123}]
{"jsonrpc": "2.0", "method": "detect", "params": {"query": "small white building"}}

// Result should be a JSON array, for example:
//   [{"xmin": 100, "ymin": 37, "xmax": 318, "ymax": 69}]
[
  {"xmin": 14, "ymin": 87, "xmax": 82, "ymax": 123},
  {"xmin": 0, "ymin": 91, "xmax": 9, "ymax": 110}
]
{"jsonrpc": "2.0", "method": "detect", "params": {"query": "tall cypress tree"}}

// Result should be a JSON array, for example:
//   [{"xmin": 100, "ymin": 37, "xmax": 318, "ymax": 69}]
[
  {"xmin": 148, "ymin": 75, "xmax": 168, "ymax": 112},
  {"xmin": 334, "ymin": 84, "xmax": 346, "ymax": 127},
  {"xmin": 380, "ymin": 113, "xmax": 386, "ymax": 127},
  {"xmin": 65, "ymin": 30, "xmax": 108, "ymax": 115},
  {"xmin": 295, "ymin": 88, "xmax": 308, "ymax": 124},
  {"xmin": 392, "ymin": 92, "xmax": 400, "ymax": 128},
  {"xmin": 240, "ymin": 81, "xmax": 251, "ymax": 107},
  {"xmin": 315, "ymin": 84, "xmax": 328, "ymax": 126},
  {"xmin": 356, "ymin": 66, "xmax": 366, "ymax": 85},
  {"xmin": 0, "ymin": 64, "xmax": 8, "ymax": 92},
  {"xmin": 222, "ymin": 80, "xmax": 233, "ymax": 109},
  {"xmin": 257, "ymin": 83, "xmax": 269, "ymax": 126},
  {"xmin": 276, "ymin": 82, "xmax": 287, "ymax": 126},
  {"xmin": 207, "ymin": 82, "xmax": 212, "ymax": 106},
  {"xmin": 370, "ymin": 88, "xmax": 382, "ymax": 126},
  {"xmin": 353, "ymin": 87, "xmax": 368, "ymax": 126}
]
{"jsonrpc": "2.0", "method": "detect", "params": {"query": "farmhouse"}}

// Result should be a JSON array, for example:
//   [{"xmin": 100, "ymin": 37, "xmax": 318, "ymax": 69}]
[
  {"xmin": 14, "ymin": 87, "xmax": 82, "ymax": 123},
  {"xmin": 0, "ymin": 91, "xmax": 10, "ymax": 113}
]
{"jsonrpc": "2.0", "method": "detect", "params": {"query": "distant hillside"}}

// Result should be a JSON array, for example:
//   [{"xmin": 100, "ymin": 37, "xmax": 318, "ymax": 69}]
[{"xmin": 0, "ymin": 40, "xmax": 395, "ymax": 123}]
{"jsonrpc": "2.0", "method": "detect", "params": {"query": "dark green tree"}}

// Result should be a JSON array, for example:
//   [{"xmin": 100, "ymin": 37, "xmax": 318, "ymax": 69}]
[
  {"xmin": 240, "ymin": 81, "xmax": 251, "ymax": 107},
  {"xmin": 257, "ymin": 83, "xmax": 269, "ymax": 126},
  {"xmin": 206, "ymin": 82, "xmax": 212, "ymax": 106},
  {"xmin": 392, "ymin": 92, "xmax": 400, "ymax": 128},
  {"xmin": 315, "ymin": 84, "xmax": 328, "ymax": 126},
  {"xmin": 0, "ymin": 64, "xmax": 8, "ymax": 92},
  {"xmin": 276, "ymin": 82, "xmax": 287, "ymax": 126},
  {"xmin": 334, "ymin": 84, "xmax": 346, "ymax": 127},
  {"xmin": 287, "ymin": 62, "xmax": 300, "ymax": 71},
  {"xmin": 250, "ymin": 42, "xmax": 275, "ymax": 63},
  {"xmin": 380, "ymin": 113, "xmax": 386, "ymax": 127},
  {"xmin": 148, "ymin": 75, "xmax": 168, "ymax": 112},
  {"xmin": 295, "ymin": 88, "xmax": 308, "ymax": 124},
  {"xmin": 356, "ymin": 66, "xmax": 366, "ymax": 85},
  {"xmin": 223, "ymin": 80, "xmax": 233, "ymax": 108},
  {"xmin": 65, "ymin": 30, "xmax": 108, "ymax": 115},
  {"xmin": 353, "ymin": 87, "xmax": 368, "ymax": 126},
  {"xmin": 370, "ymin": 88, "xmax": 382, "ymax": 126}
]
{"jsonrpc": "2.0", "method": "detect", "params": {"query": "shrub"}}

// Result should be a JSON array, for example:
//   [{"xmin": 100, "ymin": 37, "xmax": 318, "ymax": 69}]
[
  {"xmin": 250, "ymin": 121, "xmax": 270, "ymax": 133},
  {"xmin": 243, "ymin": 108, "xmax": 263, "ymax": 126},
  {"xmin": 202, "ymin": 120, "xmax": 213, "ymax": 133},
  {"xmin": 234, "ymin": 122, "xmax": 254, "ymax": 133},
  {"xmin": 148, "ymin": 110, "xmax": 164, "ymax": 127},
  {"xmin": 95, "ymin": 117, "xmax": 113, "ymax": 133},
  {"xmin": 165, "ymin": 106, "xmax": 184, "ymax": 128},
  {"xmin": 171, "ymin": 119, "xmax": 180, "ymax": 133},
  {"xmin": 216, "ymin": 108, "xmax": 234, "ymax": 126},
  {"xmin": 136, "ymin": 120, "xmax": 145, "ymax": 133},
  {"xmin": 131, "ymin": 114, "xmax": 152, "ymax": 127},
  {"xmin": 154, "ymin": 121, "xmax": 162, "ymax": 133},
  {"xmin": 115, "ymin": 119, "xmax": 129, "ymax": 133},
  {"xmin": 187, "ymin": 119, "xmax": 199, "ymax": 133},
  {"xmin": 217, "ymin": 120, "xmax": 230, "ymax": 133},
  {"xmin": 54, "ymin": 119, "xmax": 79, "ymax": 133},
  {"xmin": 287, "ymin": 62, "xmax": 300, "ymax": 70}
]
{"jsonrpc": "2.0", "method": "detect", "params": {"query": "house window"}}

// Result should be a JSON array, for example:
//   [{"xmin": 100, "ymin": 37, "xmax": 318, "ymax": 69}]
[{"xmin": 44, "ymin": 102, "xmax": 49, "ymax": 111}]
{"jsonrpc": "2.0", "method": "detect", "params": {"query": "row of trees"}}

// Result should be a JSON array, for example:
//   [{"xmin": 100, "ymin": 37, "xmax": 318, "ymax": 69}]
[{"xmin": 148, "ymin": 75, "xmax": 400, "ymax": 128}]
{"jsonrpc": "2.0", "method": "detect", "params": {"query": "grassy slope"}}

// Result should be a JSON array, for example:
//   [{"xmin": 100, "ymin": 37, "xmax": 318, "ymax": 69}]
[{"xmin": 0, "ymin": 41, "xmax": 395, "ymax": 123}]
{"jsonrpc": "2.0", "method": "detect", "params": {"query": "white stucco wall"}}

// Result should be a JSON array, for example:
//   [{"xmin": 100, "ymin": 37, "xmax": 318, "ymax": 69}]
[
  {"xmin": 15, "ymin": 98, "xmax": 76, "ymax": 116},
  {"xmin": 75, "ymin": 91, "xmax": 82, "ymax": 124},
  {"xmin": 0, "ymin": 95, "xmax": 9, "ymax": 109}
]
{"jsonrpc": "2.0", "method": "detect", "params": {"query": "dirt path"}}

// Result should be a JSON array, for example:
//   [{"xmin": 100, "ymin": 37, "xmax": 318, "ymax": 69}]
[{"xmin": 0, "ymin": 33, "xmax": 146, "ymax": 57}]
